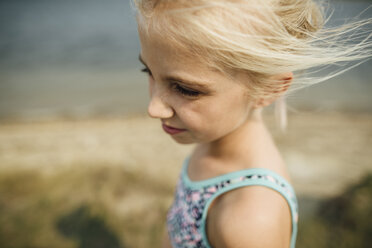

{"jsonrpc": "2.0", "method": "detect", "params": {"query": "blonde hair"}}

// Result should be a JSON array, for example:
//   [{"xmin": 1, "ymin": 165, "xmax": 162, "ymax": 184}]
[{"xmin": 132, "ymin": 0, "xmax": 372, "ymax": 130}]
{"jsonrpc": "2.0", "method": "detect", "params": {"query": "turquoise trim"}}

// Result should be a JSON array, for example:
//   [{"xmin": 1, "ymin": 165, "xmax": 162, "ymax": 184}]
[
  {"xmin": 182, "ymin": 157, "xmax": 296, "ymax": 195},
  {"xmin": 181, "ymin": 156, "xmax": 298, "ymax": 248},
  {"xmin": 200, "ymin": 181, "xmax": 297, "ymax": 248}
]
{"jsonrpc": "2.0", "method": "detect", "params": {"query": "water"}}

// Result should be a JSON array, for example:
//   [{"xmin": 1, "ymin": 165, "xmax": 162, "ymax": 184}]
[
  {"xmin": 0, "ymin": 0, "xmax": 140, "ymax": 69},
  {"xmin": 0, "ymin": 0, "xmax": 371, "ymax": 120}
]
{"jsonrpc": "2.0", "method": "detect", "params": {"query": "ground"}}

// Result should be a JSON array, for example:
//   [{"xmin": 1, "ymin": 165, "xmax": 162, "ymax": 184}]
[{"xmin": 0, "ymin": 110, "xmax": 371, "ymax": 247}]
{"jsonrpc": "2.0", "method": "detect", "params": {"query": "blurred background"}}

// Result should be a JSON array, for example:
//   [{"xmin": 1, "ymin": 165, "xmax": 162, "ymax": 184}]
[{"xmin": 0, "ymin": 0, "xmax": 371, "ymax": 247}]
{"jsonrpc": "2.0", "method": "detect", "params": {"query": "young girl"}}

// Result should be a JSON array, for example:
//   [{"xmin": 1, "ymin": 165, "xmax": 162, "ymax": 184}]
[{"xmin": 132, "ymin": 0, "xmax": 372, "ymax": 247}]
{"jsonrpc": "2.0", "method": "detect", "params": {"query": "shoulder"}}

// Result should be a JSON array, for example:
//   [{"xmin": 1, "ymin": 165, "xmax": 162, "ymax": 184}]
[{"xmin": 207, "ymin": 185, "xmax": 292, "ymax": 248}]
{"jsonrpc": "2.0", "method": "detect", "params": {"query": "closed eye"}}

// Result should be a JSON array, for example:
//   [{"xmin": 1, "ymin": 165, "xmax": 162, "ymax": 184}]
[
  {"xmin": 139, "ymin": 54, "xmax": 202, "ymax": 98},
  {"xmin": 172, "ymin": 83, "xmax": 201, "ymax": 97}
]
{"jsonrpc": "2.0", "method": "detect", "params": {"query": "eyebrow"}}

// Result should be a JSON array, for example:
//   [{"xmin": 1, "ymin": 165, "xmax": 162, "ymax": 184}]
[{"xmin": 138, "ymin": 54, "xmax": 212, "ymax": 91}]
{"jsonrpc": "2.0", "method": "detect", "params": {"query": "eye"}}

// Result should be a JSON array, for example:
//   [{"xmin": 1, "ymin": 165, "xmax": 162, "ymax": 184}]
[
  {"xmin": 173, "ymin": 83, "xmax": 201, "ymax": 97},
  {"xmin": 141, "ymin": 67, "xmax": 152, "ymax": 76}
]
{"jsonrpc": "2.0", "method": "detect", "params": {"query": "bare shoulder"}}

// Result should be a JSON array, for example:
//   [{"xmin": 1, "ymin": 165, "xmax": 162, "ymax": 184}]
[{"xmin": 207, "ymin": 186, "xmax": 292, "ymax": 248}]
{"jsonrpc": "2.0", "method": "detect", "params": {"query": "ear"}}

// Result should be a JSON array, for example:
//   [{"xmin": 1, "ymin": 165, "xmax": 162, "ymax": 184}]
[{"xmin": 253, "ymin": 72, "xmax": 293, "ymax": 108}]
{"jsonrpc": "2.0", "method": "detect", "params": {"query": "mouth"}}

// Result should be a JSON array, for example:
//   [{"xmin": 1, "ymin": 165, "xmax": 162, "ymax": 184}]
[{"xmin": 162, "ymin": 123, "xmax": 187, "ymax": 135}]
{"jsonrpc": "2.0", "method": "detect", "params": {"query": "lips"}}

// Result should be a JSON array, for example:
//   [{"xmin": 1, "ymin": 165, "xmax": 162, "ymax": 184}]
[{"xmin": 162, "ymin": 123, "xmax": 186, "ymax": 135}]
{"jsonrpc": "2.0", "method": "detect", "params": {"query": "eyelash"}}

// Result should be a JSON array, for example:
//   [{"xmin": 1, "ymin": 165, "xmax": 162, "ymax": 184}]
[
  {"xmin": 172, "ymin": 83, "xmax": 201, "ymax": 97},
  {"xmin": 141, "ymin": 67, "xmax": 152, "ymax": 76},
  {"xmin": 140, "ymin": 67, "xmax": 201, "ymax": 97}
]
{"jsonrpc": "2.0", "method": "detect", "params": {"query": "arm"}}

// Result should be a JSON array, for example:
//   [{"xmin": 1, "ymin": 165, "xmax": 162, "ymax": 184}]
[{"xmin": 207, "ymin": 186, "xmax": 292, "ymax": 248}]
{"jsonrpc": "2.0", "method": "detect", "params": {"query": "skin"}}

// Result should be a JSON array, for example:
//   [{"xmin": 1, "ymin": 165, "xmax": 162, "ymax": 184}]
[{"xmin": 138, "ymin": 25, "xmax": 293, "ymax": 248}]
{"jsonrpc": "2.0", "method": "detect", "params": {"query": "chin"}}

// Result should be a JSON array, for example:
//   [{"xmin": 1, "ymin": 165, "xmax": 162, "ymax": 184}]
[{"xmin": 171, "ymin": 136, "xmax": 196, "ymax": 145}]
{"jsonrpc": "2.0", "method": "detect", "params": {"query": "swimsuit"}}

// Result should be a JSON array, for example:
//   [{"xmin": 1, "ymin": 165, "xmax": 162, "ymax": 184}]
[{"xmin": 167, "ymin": 157, "xmax": 298, "ymax": 248}]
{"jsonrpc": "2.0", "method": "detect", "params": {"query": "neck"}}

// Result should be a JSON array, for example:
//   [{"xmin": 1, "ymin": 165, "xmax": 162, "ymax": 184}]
[
  {"xmin": 193, "ymin": 109, "xmax": 289, "ymax": 179},
  {"xmin": 198, "ymin": 108, "xmax": 269, "ymax": 160}
]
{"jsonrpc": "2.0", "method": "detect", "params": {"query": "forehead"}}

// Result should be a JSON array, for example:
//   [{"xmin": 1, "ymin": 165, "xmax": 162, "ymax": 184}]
[
  {"xmin": 138, "ymin": 25, "xmax": 230, "ymax": 83},
  {"xmin": 138, "ymin": 24, "xmax": 210, "ymax": 66}
]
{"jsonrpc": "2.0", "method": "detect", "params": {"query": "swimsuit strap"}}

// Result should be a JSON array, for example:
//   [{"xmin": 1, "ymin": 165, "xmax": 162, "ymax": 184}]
[{"xmin": 182, "ymin": 157, "xmax": 298, "ymax": 248}]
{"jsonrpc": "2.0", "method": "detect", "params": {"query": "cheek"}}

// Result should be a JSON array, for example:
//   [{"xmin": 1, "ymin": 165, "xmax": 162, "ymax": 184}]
[
  {"xmin": 178, "ymin": 98, "xmax": 247, "ymax": 140},
  {"xmin": 175, "ymin": 102, "xmax": 209, "ymax": 134},
  {"xmin": 207, "ymin": 94, "xmax": 248, "ymax": 120}
]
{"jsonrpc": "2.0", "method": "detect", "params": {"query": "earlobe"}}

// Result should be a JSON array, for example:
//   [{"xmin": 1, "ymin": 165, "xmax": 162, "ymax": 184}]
[{"xmin": 253, "ymin": 97, "xmax": 272, "ymax": 109}]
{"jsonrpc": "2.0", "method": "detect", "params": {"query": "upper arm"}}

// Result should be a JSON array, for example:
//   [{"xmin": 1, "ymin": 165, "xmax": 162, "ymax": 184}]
[{"xmin": 207, "ymin": 186, "xmax": 292, "ymax": 248}]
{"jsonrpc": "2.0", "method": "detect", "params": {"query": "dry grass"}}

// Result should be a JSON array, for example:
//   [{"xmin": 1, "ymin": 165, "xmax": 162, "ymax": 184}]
[{"xmin": 0, "ymin": 164, "xmax": 174, "ymax": 248}]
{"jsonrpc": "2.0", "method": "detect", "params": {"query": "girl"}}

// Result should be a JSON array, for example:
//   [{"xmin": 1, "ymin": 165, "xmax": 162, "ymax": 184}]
[{"xmin": 132, "ymin": 0, "xmax": 372, "ymax": 247}]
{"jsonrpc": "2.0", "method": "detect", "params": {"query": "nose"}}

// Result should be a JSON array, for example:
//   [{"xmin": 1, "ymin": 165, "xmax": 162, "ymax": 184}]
[{"xmin": 147, "ymin": 81, "xmax": 174, "ymax": 119}]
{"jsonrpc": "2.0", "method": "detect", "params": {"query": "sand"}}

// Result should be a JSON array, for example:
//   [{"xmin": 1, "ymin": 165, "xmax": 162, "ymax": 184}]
[
  {"xmin": 0, "ymin": 111, "xmax": 371, "ymax": 247},
  {"xmin": 0, "ymin": 111, "xmax": 371, "ymax": 199}
]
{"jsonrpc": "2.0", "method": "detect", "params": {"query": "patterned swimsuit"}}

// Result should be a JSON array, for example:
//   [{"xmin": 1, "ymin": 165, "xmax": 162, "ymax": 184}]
[{"xmin": 167, "ymin": 157, "xmax": 298, "ymax": 248}]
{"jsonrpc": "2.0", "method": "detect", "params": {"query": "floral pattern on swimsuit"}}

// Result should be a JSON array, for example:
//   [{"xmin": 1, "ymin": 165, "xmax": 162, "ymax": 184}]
[{"xmin": 166, "ymin": 168, "xmax": 298, "ymax": 248}]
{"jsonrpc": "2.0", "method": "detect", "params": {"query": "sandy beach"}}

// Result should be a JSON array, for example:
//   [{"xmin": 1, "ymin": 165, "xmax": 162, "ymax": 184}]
[
  {"xmin": 1, "ymin": 111, "xmax": 371, "ymax": 197},
  {"xmin": 0, "ymin": 111, "xmax": 371, "ymax": 247}
]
